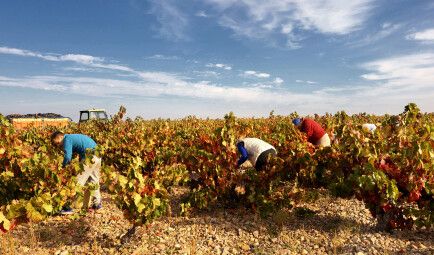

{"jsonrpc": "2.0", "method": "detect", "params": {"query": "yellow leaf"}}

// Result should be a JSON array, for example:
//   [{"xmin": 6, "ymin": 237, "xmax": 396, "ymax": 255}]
[
  {"xmin": 154, "ymin": 181, "xmax": 161, "ymax": 190},
  {"xmin": 133, "ymin": 193, "xmax": 142, "ymax": 206},
  {"xmin": 0, "ymin": 212, "xmax": 11, "ymax": 230},
  {"xmin": 42, "ymin": 204, "xmax": 53, "ymax": 213},
  {"xmin": 137, "ymin": 203, "xmax": 145, "ymax": 213},
  {"xmin": 153, "ymin": 198, "xmax": 161, "ymax": 207},
  {"xmin": 118, "ymin": 175, "xmax": 128, "ymax": 188}
]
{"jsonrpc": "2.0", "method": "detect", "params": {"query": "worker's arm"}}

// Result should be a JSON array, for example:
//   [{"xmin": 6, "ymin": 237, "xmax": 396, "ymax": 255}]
[
  {"xmin": 62, "ymin": 138, "xmax": 73, "ymax": 168},
  {"xmin": 237, "ymin": 143, "xmax": 249, "ymax": 167}
]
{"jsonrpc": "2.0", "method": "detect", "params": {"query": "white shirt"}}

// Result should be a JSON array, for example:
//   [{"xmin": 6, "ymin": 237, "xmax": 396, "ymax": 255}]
[{"xmin": 238, "ymin": 138, "xmax": 276, "ymax": 166}]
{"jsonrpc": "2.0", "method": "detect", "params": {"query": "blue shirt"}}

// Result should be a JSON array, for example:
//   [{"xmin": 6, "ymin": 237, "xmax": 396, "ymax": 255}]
[
  {"xmin": 62, "ymin": 134, "xmax": 97, "ymax": 167},
  {"xmin": 237, "ymin": 143, "xmax": 249, "ymax": 166}
]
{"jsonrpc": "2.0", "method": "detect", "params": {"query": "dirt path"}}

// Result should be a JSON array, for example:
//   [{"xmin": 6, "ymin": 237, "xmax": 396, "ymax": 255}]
[{"xmin": 1, "ymin": 189, "xmax": 433, "ymax": 255}]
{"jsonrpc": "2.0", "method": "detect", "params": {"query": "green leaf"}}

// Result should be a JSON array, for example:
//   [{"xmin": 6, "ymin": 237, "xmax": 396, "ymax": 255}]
[{"xmin": 386, "ymin": 182, "xmax": 399, "ymax": 200}]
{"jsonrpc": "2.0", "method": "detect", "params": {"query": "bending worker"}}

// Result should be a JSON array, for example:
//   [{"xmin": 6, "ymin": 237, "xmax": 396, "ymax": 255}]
[
  {"xmin": 51, "ymin": 131, "xmax": 102, "ymax": 214},
  {"xmin": 236, "ymin": 138, "xmax": 277, "ymax": 171},
  {"xmin": 292, "ymin": 118, "xmax": 331, "ymax": 147}
]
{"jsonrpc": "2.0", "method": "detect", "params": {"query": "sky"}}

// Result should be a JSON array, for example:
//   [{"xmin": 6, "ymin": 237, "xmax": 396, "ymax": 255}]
[{"xmin": 0, "ymin": 0, "xmax": 434, "ymax": 120}]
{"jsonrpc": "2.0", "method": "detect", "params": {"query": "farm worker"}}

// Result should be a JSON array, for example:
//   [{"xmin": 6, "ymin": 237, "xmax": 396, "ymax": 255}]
[
  {"xmin": 362, "ymin": 123, "xmax": 377, "ymax": 133},
  {"xmin": 236, "ymin": 138, "xmax": 277, "ymax": 171},
  {"xmin": 51, "ymin": 131, "xmax": 102, "ymax": 214},
  {"xmin": 292, "ymin": 118, "xmax": 331, "ymax": 147}
]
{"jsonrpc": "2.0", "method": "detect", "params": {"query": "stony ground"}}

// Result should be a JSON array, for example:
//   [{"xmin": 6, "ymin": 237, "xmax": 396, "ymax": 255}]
[{"xmin": 1, "ymin": 189, "xmax": 433, "ymax": 255}]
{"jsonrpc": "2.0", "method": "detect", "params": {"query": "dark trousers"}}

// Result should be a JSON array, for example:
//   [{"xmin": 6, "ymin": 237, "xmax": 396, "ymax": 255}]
[{"xmin": 255, "ymin": 149, "xmax": 276, "ymax": 171}]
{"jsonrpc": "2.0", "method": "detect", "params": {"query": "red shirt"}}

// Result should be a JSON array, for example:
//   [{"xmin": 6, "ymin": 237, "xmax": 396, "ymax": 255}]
[{"xmin": 301, "ymin": 118, "xmax": 326, "ymax": 144}]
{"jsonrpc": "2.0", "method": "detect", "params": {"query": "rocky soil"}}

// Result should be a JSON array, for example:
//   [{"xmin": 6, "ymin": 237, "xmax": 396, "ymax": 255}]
[{"xmin": 1, "ymin": 189, "xmax": 433, "ymax": 255}]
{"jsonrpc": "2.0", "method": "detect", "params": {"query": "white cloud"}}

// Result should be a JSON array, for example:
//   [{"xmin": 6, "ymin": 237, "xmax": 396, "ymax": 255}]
[
  {"xmin": 295, "ymin": 79, "xmax": 317, "ymax": 84},
  {"xmin": 273, "ymin": 77, "xmax": 284, "ymax": 85},
  {"xmin": 0, "ymin": 74, "xmax": 328, "ymax": 106},
  {"xmin": 206, "ymin": 63, "xmax": 232, "ymax": 70},
  {"xmin": 243, "ymin": 70, "xmax": 270, "ymax": 78},
  {"xmin": 90, "ymin": 62, "xmax": 134, "ymax": 72},
  {"xmin": 145, "ymin": 54, "xmax": 179, "ymax": 60},
  {"xmin": 406, "ymin": 28, "xmax": 434, "ymax": 42},
  {"xmin": 0, "ymin": 46, "xmax": 335, "ymax": 109},
  {"xmin": 58, "ymin": 54, "xmax": 103, "ymax": 64},
  {"xmin": 196, "ymin": 10, "xmax": 209, "ymax": 17},
  {"xmin": 349, "ymin": 23, "xmax": 403, "ymax": 47},
  {"xmin": 216, "ymin": 15, "xmax": 302, "ymax": 49},
  {"xmin": 287, "ymin": 52, "xmax": 434, "ymax": 113},
  {"xmin": 353, "ymin": 52, "xmax": 434, "ymax": 111},
  {"xmin": 148, "ymin": 0, "xmax": 189, "ymax": 41},
  {"xmin": 361, "ymin": 53, "xmax": 434, "ymax": 86},
  {"xmin": 0, "ymin": 46, "xmax": 103, "ymax": 65},
  {"xmin": 291, "ymin": 0, "xmax": 374, "ymax": 34},
  {"xmin": 2, "ymin": 46, "xmax": 434, "ymax": 115},
  {"xmin": 193, "ymin": 70, "xmax": 220, "ymax": 77},
  {"xmin": 0, "ymin": 46, "xmax": 136, "ymax": 73},
  {"xmin": 246, "ymin": 77, "xmax": 285, "ymax": 88},
  {"xmin": 205, "ymin": 0, "xmax": 375, "ymax": 48},
  {"xmin": 0, "ymin": 47, "xmax": 41, "ymax": 58},
  {"xmin": 1, "ymin": 46, "xmax": 318, "ymax": 105},
  {"xmin": 63, "ymin": 67, "xmax": 104, "ymax": 72}
]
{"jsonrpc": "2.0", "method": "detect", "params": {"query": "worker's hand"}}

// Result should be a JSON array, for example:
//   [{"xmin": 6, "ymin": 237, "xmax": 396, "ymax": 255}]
[
  {"xmin": 237, "ymin": 168, "xmax": 246, "ymax": 175},
  {"xmin": 239, "ymin": 161, "xmax": 253, "ymax": 169}
]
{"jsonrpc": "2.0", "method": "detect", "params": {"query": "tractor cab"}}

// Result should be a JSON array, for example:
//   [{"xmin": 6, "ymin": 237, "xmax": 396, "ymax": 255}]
[{"xmin": 79, "ymin": 109, "xmax": 108, "ymax": 123}]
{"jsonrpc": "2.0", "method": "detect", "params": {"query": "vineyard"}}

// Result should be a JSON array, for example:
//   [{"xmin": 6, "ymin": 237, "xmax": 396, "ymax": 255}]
[{"xmin": 1, "ymin": 103, "xmax": 434, "ymax": 254}]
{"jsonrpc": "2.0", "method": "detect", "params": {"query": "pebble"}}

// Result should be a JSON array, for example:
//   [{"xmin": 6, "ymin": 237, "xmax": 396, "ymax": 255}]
[
  {"xmin": 207, "ymin": 239, "xmax": 213, "ymax": 246},
  {"xmin": 239, "ymin": 242, "xmax": 250, "ymax": 251},
  {"xmin": 253, "ymin": 230, "xmax": 259, "ymax": 238},
  {"xmin": 221, "ymin": 247, "xmax": 230, "ymax": 255},
  {"xmin": 157, "ymin": 243, "xmax": 166, "ymax": 250},
  {"xmin": 54, "ymin": 250, "xmax": 70, "ymax": 255},
  {"xmin": 8, "ymin": 192, "xmax": 434, "ymax": 255}
]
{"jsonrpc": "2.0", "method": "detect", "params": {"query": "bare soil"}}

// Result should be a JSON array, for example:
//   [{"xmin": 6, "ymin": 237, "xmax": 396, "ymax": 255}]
[{"xmin": 1, "ymin": 189, "xmax": 433, "ymax": 255}]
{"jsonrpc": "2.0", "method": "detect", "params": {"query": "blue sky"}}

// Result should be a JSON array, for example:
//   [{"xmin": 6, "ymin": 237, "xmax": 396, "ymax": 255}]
[{"xmin": 1, "ymin": 0, "xmax": 434, "ymax": 120}]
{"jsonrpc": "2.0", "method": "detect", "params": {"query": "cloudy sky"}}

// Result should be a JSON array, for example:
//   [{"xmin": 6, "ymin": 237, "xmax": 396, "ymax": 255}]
[{"xmin": 1, "ymin": 0, "xmax": 434, "ymax": 120}]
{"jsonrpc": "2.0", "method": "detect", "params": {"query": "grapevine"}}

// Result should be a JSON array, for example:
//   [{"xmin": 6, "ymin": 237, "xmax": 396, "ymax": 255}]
[{"xmin": 1, "ymin": 103, "xmax": 433, "ymax": 234}]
